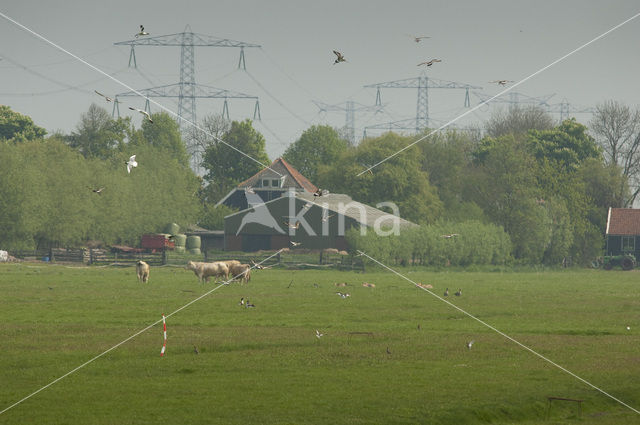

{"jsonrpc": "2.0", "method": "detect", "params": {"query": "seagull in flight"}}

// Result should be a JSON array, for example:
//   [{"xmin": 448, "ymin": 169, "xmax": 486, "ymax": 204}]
[
  {"xmin": 466, "ymin": 340, "xmax": 474, "ymax": 350},
  {"xmin": 333, "ymin": 50, "xmax": 346, "ymax": 64},
  {"xmin": 284, "ymin": 220, "xmax": 300, "ymax": 230},
  {"xmin": 321, "ymin": 213, "xmax": 335, "ymax": 223},
  {"xmin": 126, "ymin": 155, "xmax": 138, "ymax": 174},
  {"xmin": 88, "ymin": 186, "xmax": 105, "ymax": 194},
  {"xmin": 290, "ymin": 241, "xmax": 301, "ymax": 247},
  {"xmin": 135, "ymin": 25, "xmax": 149, "ymax": 38},
  {"xmin": 129, "ymin": 107, "xmax": 153, "ymax": 123},
  {"xmin": 94, "ymin": 90, "xmax": 118, "ymax": 103},
  {"xmin": 245, "ymin": 186, "xmax": 256, "ymax": 194},
  {"xmin": 489, "ymin": 80, "xmax": 514, "ymax": 86},
  {"xmin": 316, "ymin": 330, "xmax": 324, "ymax": 338},
  {"xmin": 418, "ymin": 59, "xmax": 442, "ymax": 67}
]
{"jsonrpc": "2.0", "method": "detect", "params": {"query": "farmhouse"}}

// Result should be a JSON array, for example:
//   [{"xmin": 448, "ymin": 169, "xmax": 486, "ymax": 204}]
[
  {"xmin": 216, "ymin": 157, "xmax": 317, "ymax": 210},
  {"xmin": 220, "ymin": 160, "xmax": 417, "ymax": 252},
  {"xmin": 605, "ymin": 207, "xmax": 640, "ymax": 261}
]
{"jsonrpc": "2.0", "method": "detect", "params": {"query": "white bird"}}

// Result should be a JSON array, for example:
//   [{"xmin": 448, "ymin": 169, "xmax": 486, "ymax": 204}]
[
  {"xmin": 290, "ymin": 241, "xmax": 301, "ymax": 247},
  {"xmin": 88, "ymin": 186, "xmax": 105, "ymax": 194},
  {"xmin": 467, "ymin": 340, "xmax": 474, "ymax": 350},
  {"xmin": 336, "ymin": 292, "xmax": 350, "ymax": 298},
  {"xmin": 316, "ymin": 329, "xmax": 324, "ymax": 338},
  {"xmin": 441, "ymin": 234, "xmax": 459, "ymax": 238},
  {"xmin": 418, "ymin": 59, "xmax": 442, "ymax": 67},
  {"xmin": 94, "ymin": 90, "xmax": 118, "ymax": 103},
  {"xmin": 321, "ymin": 213, "xmax": 335, "ymax": 223},
  {"xmin": 284, "ymin": 220, "xmax": 300, "ymax": 230},
  {"xmin": 128, "ymin": 106, "xmax": 153, "ymax": 123},
  {"xmin": 135, "ymin": 25, "xmax": 149, "ymax": 38},
  {"xmin": 126, "ymin": 155, "xmax": 138, "ymax": 174},
  {"xmin": 245, "ymin": 186, "xmax": 256, "ymax": 194}
]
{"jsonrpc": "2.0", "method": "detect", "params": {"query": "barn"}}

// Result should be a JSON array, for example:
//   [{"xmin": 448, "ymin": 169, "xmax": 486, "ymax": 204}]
[
  {"xmin": 605, "ymin": 207, "xmax": 640, "ymax": 261},
  {"xmin": 224, "ymin": 190, "xmax": 417, "ymax": 252}
]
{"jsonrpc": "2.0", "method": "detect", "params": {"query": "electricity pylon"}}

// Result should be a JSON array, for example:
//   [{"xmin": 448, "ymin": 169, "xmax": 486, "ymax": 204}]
[
  {"xmin": 363, "ymin": 72, "xmax": 481, "ymax": 132},
  {"xmin": 312, "ymin": 100, "xmax": 383, "ymax": 145}
]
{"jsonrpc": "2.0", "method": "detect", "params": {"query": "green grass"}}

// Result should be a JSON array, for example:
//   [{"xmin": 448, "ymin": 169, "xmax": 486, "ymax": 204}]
[{"xmin": 1, "ymin": 263, "xmax": 639, "ymax": 424}]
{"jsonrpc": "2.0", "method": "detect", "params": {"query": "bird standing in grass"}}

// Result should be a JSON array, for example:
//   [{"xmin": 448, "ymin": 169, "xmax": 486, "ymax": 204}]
[
  {"xmin": 194, "ymin": 345, "xmax": 199, "ymax": 355},
  {"xmin": 444, "ymin": 288, "xmax": 449, "ymax": 297},
  {"xmin": 386, "ymin": 347, "xmax": 391, "ymax": 355},
  {"xmin": 455, "ymin": 288, "xmax": 462, "ymax": 296},
  {"xmin": 466, "ymin": 340, "xmax": 474, "ymax": 350},
  {"xmin": 239, "ymin": 297, "xmax": 245, "ymax": 306},
  {"xmin": 316, "ymin": 330, "xmax": 324, "ymax": 338},
  {"xmin": 89, "ymin": 186, "xmax": 105, "ymax": 194}
]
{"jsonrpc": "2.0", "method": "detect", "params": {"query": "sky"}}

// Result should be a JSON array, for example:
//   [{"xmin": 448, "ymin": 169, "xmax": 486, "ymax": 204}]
[{"xmin": 1, "ymin": 0, "xmax": 639, "ymax": 162}]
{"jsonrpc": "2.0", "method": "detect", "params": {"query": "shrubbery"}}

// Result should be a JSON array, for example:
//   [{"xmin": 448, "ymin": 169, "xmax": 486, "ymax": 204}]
[{"xmin": 346, "ymin": 220, "xmax": 512, "ymax": 267}]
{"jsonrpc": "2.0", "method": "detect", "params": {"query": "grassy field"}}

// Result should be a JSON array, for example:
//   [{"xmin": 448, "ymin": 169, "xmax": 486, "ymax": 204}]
[{"xmin": 1, "ymin": 262, "xmax": 639, "ymax": 424}]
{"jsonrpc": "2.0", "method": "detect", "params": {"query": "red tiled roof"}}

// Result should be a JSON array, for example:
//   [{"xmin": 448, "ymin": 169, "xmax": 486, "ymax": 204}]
[
  {"xmin": 606, "ymin": 208, "xmax": 640, "ymax": 235},
  {"xmin": 236, "ymin": 157, "xmax": 317, "ymax": 193}
]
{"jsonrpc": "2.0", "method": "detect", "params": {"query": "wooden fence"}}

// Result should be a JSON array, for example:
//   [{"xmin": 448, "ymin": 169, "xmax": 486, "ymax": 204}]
[{"xmin": 7, "ymin": 248, "xmax": 364, "ymax": 271}]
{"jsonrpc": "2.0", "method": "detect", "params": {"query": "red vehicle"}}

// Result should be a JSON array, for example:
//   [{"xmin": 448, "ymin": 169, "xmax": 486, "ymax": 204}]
[{"xmin": 141, "ymin": 234, "xmax": 175, "ymax": 252}]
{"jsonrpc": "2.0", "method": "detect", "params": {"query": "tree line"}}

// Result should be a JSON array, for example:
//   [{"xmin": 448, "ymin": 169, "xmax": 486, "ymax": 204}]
[{"xmin": 2, "ymin": 100, "xmax": 639, "ymax": 266}]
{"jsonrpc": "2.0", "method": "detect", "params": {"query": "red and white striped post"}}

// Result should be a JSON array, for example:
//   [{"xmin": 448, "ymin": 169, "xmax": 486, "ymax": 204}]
[{"xmin": 160, "ymin": 314, "xmax": 167, "ymax": 357}]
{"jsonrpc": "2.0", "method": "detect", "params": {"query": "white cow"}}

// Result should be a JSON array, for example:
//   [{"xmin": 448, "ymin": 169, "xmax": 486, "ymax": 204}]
[
  {"xmin": 229, "ymin": 263, "xmax": 251, "ymax": 283},
  {"xmin": 186, "ymin": 261, "xmax": 229, "ymax": 283}
]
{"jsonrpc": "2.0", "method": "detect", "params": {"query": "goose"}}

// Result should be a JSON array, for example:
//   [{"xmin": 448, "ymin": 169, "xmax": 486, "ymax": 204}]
[
  {"xmin": 444, "ymin": 288, "xmax": 449, "ymax": 297},
  {"xmin": 126, "ymin": 155, "xmax": 138, "ymax": 174},
  {"xmin": 417, "ymin": 59, "xmax": 442, "ymax": 67},
  {"xmin": 128, "ymin": 106, "xmax": 153, "ymax": 123},
  {"xmin": 193, "ymin": 345, "xmax": 199, "ymax": 354},
  {"xmin": 333, "ymin": 50, "xmax": 346, "ymax": 64},
  {"xmin": 455, "ymin": 288, "xmax": 462, "ymax": 296},
  {"xmin": 239, "ymin": 297, "xmax": 245, "ymax": 306}
]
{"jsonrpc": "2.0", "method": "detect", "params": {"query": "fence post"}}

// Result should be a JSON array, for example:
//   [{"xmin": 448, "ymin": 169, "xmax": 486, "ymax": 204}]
[{"xmin": 162, "ymin": 248, "xmax": 167, "ymax": 265}]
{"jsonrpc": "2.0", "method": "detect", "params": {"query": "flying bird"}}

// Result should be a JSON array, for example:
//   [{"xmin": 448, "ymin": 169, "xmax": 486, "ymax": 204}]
[
  {"xmin": 489, "ymin": 80, "xmax": 514, "ymax": 86},
  {"xmin": 125, "ymin": 155, "xmax": 138, "ymax": 174},
  {"xmin": 128, "ymin": 106, "xmax": 153, "ymax": 123},
  {"xmin": 284, "ymin": 220, "xmax": 300, "ymax": 230},
  {"xmin": 245, "ymin": 186, "xmax": 256, "ymax": 194},
  {"xmin": 333, "ymin": 50, "xmax": 346, "ymax": 64},
  {"xmin": 88, "ymin": 186, "xmax": 105, "ymax": 194},
  {"xmin": 466, "ymin": 340, "xmax": 474, "ymax": 350},
  {"xmin": 418, "ymin": 59, "xmax": 442, "ymax": 67},
  {"xmin": 94, "ymin": 90, "xmax": 118, "ymax": 103},
  {"xmin": 290, "ymin": 241, "xmax": 301, "ymax": 247},
  {"xmin": 316, "ymin": 329, "xmax": 324, "ymax": 338},
  {"xmin": 321, "ymin": 213, "xmax": 335, "ymax": 223},
  {"xmin": 135, "ymin": 25, "xmax": 149, "ymax": 38},
  {"xmin": 409, "ymin": 35, "xmax": 430, "ymax": 42}
]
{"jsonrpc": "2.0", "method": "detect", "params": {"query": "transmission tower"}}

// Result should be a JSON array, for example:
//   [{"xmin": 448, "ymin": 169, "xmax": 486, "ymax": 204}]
[
  {"xmin": 363, "ymin": 72, "xmax": 481, "ymax": 133},
  {"xmin": 545, "ymin": 98, "xmax": 595, "ymax": 121},
  {"xmin": 312, "ymin": 100, "xmax": 383, "ymax": 145},
  {"xmin": 114, "ymin": 25, "xmax": 261, "ymax": 173},
  {"xmin": 473, "ymin": 91, "xmax": 555, "ymax": 110}
]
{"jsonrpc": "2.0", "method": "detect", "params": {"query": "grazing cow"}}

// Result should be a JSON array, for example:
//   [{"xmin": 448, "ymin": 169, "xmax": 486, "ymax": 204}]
[
  {"xmin": 186, "ymin": 261, "xmax": 229, "ymax": 283},
  {"xmin": 222, "ymin": 259, "xmax": 241, "ymax": 268},
  {"xmin": 229, "ymin": 263, "xmax": 251, "ymax": 283},
  {"xmin": 136, "ymin": 260, "xmax": 150, "ymax": 283}
]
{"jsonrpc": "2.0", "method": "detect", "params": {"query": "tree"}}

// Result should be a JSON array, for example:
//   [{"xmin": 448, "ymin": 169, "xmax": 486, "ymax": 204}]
[
  {"xmin": 590, "ymin": 100, "xmax": 640, "ymax": 206},
  {"xmin": 66, "ymin": 104, "xmax": 129, "ymax": 159},
  {"xmin": 0, "ymin": 105, "xmax": 46, "ymax": 142},
  {"xmin": 316, "ymin": 132, "xmax": 443, "ymax": 224},
  {"xmin": 283, "ymin": 125, "xmax": 349, "ymax": 183},
  {"xmin": 201, "ymin": 119, "xmax": 270, "ymax": 202},
  {"xmin": 467, "ymin": 135, "xmax": 550, "ymax": 262},
  {"xmin": 137, "ymin": 111, "xmax": 189, "ymax": 167},
  {"xmin": 485, "ymin": 105, "xmax": 554, "ymax": 138}
]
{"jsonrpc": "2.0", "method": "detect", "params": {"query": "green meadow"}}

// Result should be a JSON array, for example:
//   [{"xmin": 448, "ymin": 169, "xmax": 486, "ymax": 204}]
[{"xmin": 1, "ymin": 263, "xmax": 639, "ymax": 424}]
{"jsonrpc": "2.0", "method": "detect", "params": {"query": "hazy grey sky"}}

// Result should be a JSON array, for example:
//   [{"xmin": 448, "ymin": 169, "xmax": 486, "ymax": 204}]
[{"xmin": 1, "ymin": 1, "xmax": 639, "ymax": 159}]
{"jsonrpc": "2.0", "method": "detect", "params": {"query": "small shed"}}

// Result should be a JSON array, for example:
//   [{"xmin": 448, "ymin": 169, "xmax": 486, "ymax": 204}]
[{"xmin": 605, "ymin": 207, "xmax": 640, "ymax": 260}]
